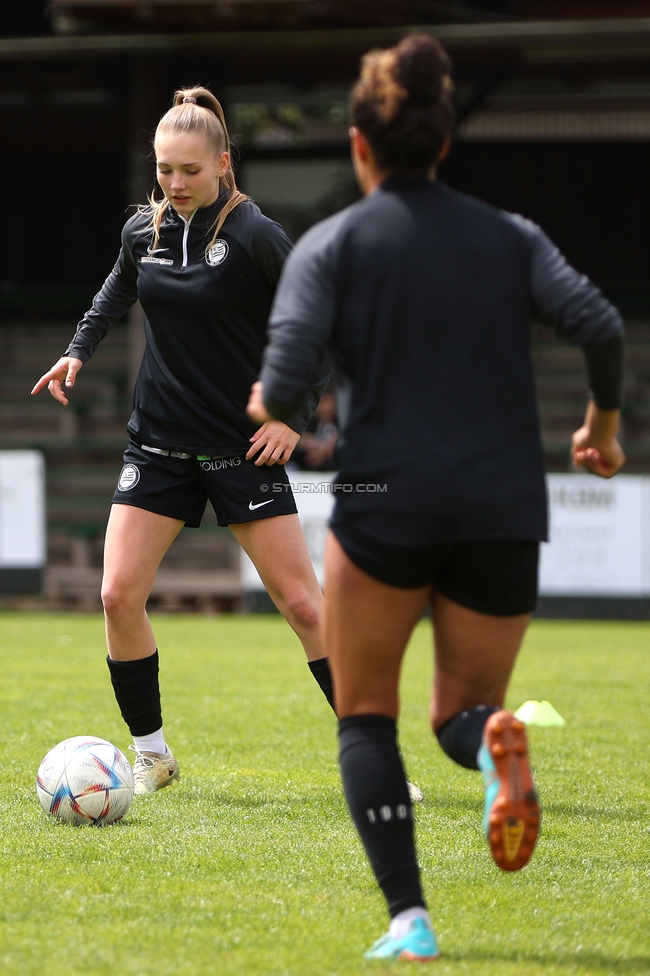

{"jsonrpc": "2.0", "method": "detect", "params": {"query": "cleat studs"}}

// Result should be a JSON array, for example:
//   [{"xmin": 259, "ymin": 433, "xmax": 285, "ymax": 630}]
[
  {"xmin": 492, "ymin": 723, "xmax": 503, "ymax": 734},
  {"xmin": 492, "ymin": 743, "xmax": 505, "ymax": 757},
  {"xmin": 515, "ymin": 743, "xmax": 527, "ymax": 754},
  {"xmin": 512, "ymin": 720, "xmax": 524, "ymax": 732}
]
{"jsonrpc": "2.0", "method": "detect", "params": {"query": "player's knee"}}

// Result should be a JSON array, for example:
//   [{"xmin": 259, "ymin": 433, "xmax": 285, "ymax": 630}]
[
  {"xmin": 282, "ymin": 589, "xmax": 320, "ymax": 632},
  {"xmin": 433, "ymin": 705, "xmax": 498, "ymax": 770},
  {"xmin": 101, "ymin": 580, "xmax": 144, "ymax": 618}
]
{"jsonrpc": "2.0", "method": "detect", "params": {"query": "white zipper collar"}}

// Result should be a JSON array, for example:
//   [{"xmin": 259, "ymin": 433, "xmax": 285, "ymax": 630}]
[{"xmin": 179, "ymin": 209, "xmax": 197, "ymax": 268}]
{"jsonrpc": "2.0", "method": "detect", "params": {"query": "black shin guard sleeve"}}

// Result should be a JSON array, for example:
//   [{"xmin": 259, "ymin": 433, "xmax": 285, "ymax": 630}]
[
  {"xmin": 308, "ymin": 657, "xmax": 336, "ymax": 712},
  {"xmin": 339, "ymin": 715, "xmax": 425, "ymax": 917},
  {"xmin": 106, "ymin": 651, "xmax": 163, "ymax": 737},
  {"xmin": 435, "ymin": 704, "xmax": 499, "ymax": 770}
]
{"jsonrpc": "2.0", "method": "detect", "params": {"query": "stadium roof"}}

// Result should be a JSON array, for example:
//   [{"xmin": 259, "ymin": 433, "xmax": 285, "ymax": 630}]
[{"xmin": 3, "ymin": 17, "xmax": 650, "ymax": 62}]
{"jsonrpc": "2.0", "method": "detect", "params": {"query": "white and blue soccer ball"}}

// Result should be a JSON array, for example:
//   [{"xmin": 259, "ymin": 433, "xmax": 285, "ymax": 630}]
[{"xmin": 36, "ymin": 736, "xmax": 134, "ymax": 826}]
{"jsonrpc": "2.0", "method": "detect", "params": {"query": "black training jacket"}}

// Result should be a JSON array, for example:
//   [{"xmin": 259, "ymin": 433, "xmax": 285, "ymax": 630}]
[
  {"xmin": 65, "ymin": 190, "xmax": 328, "ymax": 455},
  {"xmin": 260, "ymin": 178, "xmax": 625, "ymax": 546}
]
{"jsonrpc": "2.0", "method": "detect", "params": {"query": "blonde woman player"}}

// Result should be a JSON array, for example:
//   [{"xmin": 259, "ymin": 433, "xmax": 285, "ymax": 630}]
[{"xmin": 32, "ymin": 86, "xmax": 389, "ymax": 798}]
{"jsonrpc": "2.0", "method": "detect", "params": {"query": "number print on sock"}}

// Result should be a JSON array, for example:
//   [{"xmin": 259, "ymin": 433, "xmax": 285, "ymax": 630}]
[{"xmin": 366, "ymin": 804, "xmax": 411, "ymax": 824}]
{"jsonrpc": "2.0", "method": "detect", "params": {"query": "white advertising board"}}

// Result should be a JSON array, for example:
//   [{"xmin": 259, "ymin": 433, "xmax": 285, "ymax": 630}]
[
  {"xmin": 540, "ymin": 474, "xmax": 650, "ymax": 597},
  {"xmin": 0, "ymin": 451, "xmax": 46, "ymax": 568},
  {"xmin": 242, "ymin": 471, "xmax": 650, "ymax": 600}
]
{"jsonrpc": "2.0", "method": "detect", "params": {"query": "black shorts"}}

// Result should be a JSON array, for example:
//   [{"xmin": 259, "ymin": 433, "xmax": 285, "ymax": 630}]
[
  {"xmin": 331, "ymin": 521, "xmax": 539, "ymax": 616},
  {"xmin": 112, "ymin": 440, "xmax": 298, "ymax": 527}
]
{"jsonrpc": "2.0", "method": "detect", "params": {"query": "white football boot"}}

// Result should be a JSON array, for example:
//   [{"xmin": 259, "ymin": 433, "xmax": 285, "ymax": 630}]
[
  {"xmin": 130, "ymin": 746, "xmax": 181, "ymax": 796},
  {"xmin": 407, "ymin": 781, "xmax": 424, "ymax": 803}
]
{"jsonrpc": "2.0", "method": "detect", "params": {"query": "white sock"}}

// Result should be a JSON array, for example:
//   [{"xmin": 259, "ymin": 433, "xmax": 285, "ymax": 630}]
[
  {"xmin": 389, "ymin": 907, "xmax": 431, "ymax": 940},
  {"xmin": 133, "ymin": 728, "xmax": 167, "ymax": 755}
]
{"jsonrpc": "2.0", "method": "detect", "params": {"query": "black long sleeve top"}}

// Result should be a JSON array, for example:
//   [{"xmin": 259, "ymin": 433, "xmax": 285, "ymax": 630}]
[
  {"xmin": 65, "ymin": 191, "xmax": 329, "ymax": 455},
  {"xmin": 259, "ymin": 178, "xmax": 625, "ymax": 545}
]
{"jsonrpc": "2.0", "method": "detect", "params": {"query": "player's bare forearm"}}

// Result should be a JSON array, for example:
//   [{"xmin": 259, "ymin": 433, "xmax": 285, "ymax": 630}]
[
  {"xmin": 247, "ymin": 381, "xmax": 272, "ymax": 424},
  {"xmin": 571, "ymin": 401, "xmax": 625, "ymax": 479}
]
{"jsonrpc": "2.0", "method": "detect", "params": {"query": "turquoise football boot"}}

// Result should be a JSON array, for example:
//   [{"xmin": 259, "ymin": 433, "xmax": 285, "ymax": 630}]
[
  {"xmin": 477, "ymin": 739, "xmax": 500, "ymax": 836},
  {"xmin": 364, "ymin": 918, "xmax": 440, "ymax": 961},
  {"xmin": 478, "ymin": 710, "xmax": 540, "ymax": 871}
]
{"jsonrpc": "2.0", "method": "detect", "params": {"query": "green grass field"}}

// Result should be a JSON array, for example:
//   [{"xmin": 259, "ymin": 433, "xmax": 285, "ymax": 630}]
[{"xmin": 1, "ymin": 613, "xmax": 649, "ymax": 975}]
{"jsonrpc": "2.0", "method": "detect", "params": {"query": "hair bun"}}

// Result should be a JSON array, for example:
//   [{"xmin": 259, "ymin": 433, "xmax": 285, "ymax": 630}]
[
  {"xmin": 351, "ymin": 33, "xmax": 454, "ymax": 174},
  {"xmin": 394, "ymin": 34, "xmax": 449, "ymax": 106}
]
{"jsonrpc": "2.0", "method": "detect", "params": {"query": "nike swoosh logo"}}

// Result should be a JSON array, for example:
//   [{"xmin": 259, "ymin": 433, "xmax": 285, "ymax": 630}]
[
  {"xmin": 147, "ymin": 247, "xmax": 169, "ymax": 254},
  {"xmin": 249, "ymin": 499, "xmax": 274, "ymax": 510}
]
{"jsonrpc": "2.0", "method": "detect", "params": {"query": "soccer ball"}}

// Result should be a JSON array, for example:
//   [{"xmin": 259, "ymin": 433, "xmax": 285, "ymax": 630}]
[{"xmin": 36, "ymin": 736, "xmax": 134, "ymax": 826}]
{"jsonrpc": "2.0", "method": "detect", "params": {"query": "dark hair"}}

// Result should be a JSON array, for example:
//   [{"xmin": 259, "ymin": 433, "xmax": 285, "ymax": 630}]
[{"xmin": 351, "ymin": 34, "xmax": 455, "ymax": 175}]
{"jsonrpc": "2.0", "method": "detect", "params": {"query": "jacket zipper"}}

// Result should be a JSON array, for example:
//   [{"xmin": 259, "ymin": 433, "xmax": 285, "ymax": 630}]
[{"xmin": 181, "ymin": 211, "xmax": 196, "ymax": 269}]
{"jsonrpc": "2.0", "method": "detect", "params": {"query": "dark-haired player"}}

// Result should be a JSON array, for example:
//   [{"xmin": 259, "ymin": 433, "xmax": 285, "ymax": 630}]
[{"xmin": 249, "ymin": 34, "xmax": 625, "ymax": 960}]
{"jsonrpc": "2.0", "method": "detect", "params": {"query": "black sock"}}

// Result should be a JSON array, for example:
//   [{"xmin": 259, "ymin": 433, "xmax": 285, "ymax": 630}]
[
  {"xmin": 339, "ymin": 714, "xmax": 425, "ymax": 917},
  {"xmin": 308, "ymin": 657, "xmax": 336, "ymax": 712},
  {"xmin": 106, "ymin": 650, "xmax": 163, "ymax": 736},
  {"xmin": 435, "ymin": 704, "xmax": 499, "ymax": 770}
]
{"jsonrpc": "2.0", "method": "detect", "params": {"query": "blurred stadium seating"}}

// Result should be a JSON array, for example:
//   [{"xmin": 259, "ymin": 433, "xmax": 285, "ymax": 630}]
[
  {"xmin": 0, "ymin": 321, "xmax": 240, "ymax": 609},
  {"xmin": 4, "ymin": 314, "xmax": 647, "ymax": 609},
  {"xmin": 533, "ymin": 320, "xmax": 650, "ymax": 469}
]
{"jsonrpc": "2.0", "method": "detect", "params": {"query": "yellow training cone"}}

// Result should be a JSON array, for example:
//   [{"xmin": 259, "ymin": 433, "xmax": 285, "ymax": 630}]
[{"xmin": 514, "ymin": 700, "xmax": 566, "ymax": 727}]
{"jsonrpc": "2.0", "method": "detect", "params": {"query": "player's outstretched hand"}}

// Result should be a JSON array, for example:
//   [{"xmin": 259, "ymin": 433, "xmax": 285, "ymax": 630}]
[
  {"xmin": 571, "ymin": 402, "xmax": 625, "ymax": 479},
  {"xmin": 247, "ymin": 421, "xmax": 300, "ymax": 466},
  {"xmin": 31, "ymin": 357, "xmax": 83, "ymax": 406}
]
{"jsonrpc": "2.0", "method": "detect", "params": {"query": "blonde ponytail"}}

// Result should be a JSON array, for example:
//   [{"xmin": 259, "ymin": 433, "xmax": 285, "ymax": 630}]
[{"xmin": 146, "ymin": 85, "xmax": 249, "ymax": 251}]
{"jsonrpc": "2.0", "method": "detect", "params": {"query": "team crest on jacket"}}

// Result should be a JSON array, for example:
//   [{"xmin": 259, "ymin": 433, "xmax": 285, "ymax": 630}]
[{"xmin": 205, "ymin": 240, "xmax": 229, "ymax": 266}]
